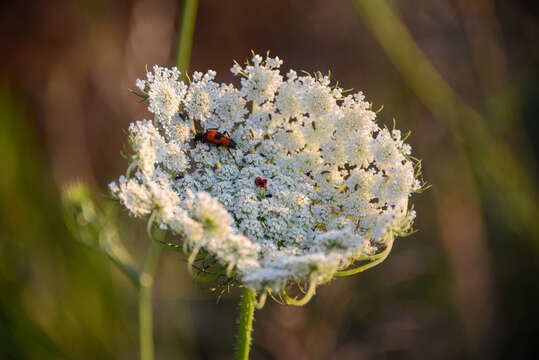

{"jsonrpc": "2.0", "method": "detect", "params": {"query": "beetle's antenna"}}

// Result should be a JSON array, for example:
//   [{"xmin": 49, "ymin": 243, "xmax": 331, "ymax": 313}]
[{"xmin": 227, "ymin": 148, "xmax": 240, "ymax": 167}]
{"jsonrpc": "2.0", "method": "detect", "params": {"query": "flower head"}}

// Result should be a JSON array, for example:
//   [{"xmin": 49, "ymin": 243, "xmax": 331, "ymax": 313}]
[
  {"xmin": 137, "ymin": 65, "xmax": 187, "ymax": 121},
  {"xmin": 111, "ymin": 53, "xmax": 425, "ymax": 303}
]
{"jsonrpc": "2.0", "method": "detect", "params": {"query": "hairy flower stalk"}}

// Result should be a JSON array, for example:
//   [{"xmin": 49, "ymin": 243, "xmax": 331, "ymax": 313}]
[{"xmin": 110, "ymin": 53, "xmax": 425, "ymax": 358}]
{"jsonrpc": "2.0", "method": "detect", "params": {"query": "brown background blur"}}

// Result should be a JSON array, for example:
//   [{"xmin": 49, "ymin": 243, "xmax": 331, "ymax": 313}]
[{"xmin": 1, "ymin": 0, "xmax": 538, "ymax": 359}]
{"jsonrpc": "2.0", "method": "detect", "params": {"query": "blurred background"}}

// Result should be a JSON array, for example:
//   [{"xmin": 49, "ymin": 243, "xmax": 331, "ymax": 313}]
[{"xmin": 1, "ymin": 0, "xmax": 538, "ymax": 359}]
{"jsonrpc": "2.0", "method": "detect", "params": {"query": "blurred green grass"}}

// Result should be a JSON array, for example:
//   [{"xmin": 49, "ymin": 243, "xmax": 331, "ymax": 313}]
[{"xmin": 0, "ymin": 88, "xmax": 136, "ymax": 359}]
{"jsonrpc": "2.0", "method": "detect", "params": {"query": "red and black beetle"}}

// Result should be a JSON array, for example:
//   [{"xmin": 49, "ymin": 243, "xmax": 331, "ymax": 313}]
[{"xmin": 195, "ymin": 129, "xmax": 237, "ymax": 149}]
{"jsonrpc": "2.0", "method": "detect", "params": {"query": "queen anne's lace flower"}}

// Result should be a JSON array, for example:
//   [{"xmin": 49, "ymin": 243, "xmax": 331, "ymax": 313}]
[
  {"xmin": 110, "ymin": 53, "xmax": 423, "ymax": 298},
  {"xmin": 137, "ymin": 65, "xmax": 187, "ymax": 121}
]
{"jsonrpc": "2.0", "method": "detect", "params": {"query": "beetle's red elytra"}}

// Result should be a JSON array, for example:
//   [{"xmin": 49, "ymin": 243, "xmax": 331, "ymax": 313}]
[{"xmin": 195, "ymin": 129, "xmax": 237, "ymax": 149}]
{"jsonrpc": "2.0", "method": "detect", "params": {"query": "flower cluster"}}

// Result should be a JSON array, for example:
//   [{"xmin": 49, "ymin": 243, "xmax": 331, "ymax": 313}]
[{"xmin": 110, "ymin": 54, "xmax": 423, "ymax": 298}]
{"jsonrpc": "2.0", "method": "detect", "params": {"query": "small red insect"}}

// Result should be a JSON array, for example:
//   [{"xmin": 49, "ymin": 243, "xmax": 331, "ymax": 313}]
[
  {"xmin": 195, "ymin": 129, "xmax": 237, "ymax": 149},
  {"xmin": 254, "ymin": 177, "xmax": 268, "ymax": 188}
]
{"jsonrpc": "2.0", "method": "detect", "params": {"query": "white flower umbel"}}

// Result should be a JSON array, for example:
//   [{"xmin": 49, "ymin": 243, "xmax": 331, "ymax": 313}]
[
  {"xmin": 136, "ymin": 65, "xmax": 187, "ymax": 122},
  {"xmin": 111, "ymin": 53, "xmax": 424, "ymax": 304}
]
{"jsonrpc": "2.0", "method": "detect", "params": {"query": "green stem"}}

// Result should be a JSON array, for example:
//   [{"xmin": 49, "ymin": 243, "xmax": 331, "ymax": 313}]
[
  {"xmin": 176, "ymin": 0, "xmax": 199, "ymax": 76},
  {"xmin": 138, "ymin": 239, "xmax": 161, "ymax": 360},
  {"xmin": 235, "ymin": 288, "xmax": 256, "ymax": 360},
  {"xmin": 176, "ymin": 0, "xmax": 199, "ymax": 134},
  {"xmin": 102, "ymin": 249, "xmax": 140, "ymax": 285}
]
